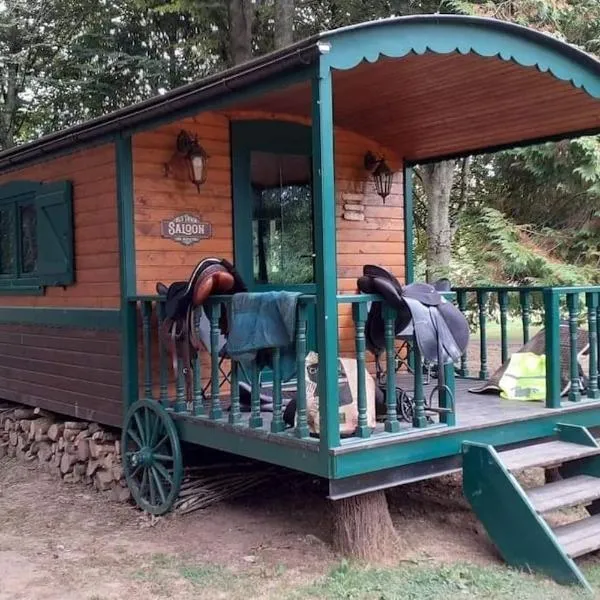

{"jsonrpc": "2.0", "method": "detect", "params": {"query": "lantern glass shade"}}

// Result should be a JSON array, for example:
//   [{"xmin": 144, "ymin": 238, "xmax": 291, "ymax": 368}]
[
  {"xmin": 373, "ymin": 160, "xmax": 393, "ymax": 202},
  {"xmin": 189, "ymin": 152, "xmax": 207, "ymax": 189}
]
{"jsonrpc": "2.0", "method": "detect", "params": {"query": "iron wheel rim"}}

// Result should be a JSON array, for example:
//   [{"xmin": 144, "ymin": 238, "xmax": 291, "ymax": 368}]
[{"xmin": 122, "ymin": 399, "xmax": 182, "ymax": 515}]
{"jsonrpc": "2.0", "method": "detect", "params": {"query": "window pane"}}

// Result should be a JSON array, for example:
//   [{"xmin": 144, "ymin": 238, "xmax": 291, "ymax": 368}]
[
  {"xmin": 20, "ymin": 204, "xmax": 37, "ymax": 274},
  {"xmin": 251, "ymin": 151, "xmax": 314, "ymax": 285},
  {"xmin": 0, "ymin": 207, "xmax": 15, "ymax": 275}
]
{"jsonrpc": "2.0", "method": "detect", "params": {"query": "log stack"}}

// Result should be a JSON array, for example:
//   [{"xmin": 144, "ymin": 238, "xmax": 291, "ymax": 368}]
[{"xmin": 0, "ymin": 404, "xmax": 130, "ymax": 503}]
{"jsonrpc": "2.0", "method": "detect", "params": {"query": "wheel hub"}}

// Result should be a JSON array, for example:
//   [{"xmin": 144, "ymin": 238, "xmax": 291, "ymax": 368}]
[{"xmin": 130, "ymin": 447, "xmax": 153, "ymax": 467}]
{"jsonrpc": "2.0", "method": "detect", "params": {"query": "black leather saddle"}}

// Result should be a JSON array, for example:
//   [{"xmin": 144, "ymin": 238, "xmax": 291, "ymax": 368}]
[
  {"xmin": 156, "ymin": 257, "xmax": 247, "ymax": 402},
  {"xmin": 357, "ymin": 265, "xmax": 469, "ymax": 406}
]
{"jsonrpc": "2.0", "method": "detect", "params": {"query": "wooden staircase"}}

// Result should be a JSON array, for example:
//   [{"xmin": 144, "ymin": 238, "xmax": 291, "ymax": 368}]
[{"xmin": 463, "ymin": 424, "xmax": 600, "ymax": 591}]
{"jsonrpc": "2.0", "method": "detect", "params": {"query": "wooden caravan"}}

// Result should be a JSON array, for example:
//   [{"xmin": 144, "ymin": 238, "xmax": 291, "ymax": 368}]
[{"xmin": 1, "ymin": 14, "xmax": 600, "ymax": 588}]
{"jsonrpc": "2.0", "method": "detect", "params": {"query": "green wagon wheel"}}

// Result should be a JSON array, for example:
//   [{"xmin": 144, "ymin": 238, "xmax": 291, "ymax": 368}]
[{"xmin": 122, "ymin": 399, "xmax": 183, "ymax": 515}]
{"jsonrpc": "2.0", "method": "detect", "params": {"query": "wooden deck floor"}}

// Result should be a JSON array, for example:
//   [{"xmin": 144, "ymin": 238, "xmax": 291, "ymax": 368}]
[{"xmin": 182, "ymin": 373, "xmax": 596, "ymax": 445}]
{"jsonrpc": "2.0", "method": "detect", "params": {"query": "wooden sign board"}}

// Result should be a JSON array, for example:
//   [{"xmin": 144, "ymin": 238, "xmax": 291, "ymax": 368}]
[{"xmin": 160, "ymin": 213, "xmax": 212, "ymax": 246}]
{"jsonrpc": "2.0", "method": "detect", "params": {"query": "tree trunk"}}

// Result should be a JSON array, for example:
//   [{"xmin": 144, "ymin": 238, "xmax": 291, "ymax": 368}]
[
  {"xmin": 275, "ymin": 0, "xmax": 294, "ymax": 49},
  {"xmin": 419, "ymin": 161, "xmax": 456, "ymax": 282},
  {"xmin": 228, "ymin": 0, "xmax": 255, "ymax": 66},
  {"xmin": 331, "ymin": 491, "xmax": 399, "ymax": 561}
]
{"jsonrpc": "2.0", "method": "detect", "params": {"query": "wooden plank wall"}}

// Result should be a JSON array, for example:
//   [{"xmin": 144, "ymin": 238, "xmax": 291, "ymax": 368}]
[
  {"xmin": 132, "ymin": 110, "xmax": 403, "ymax": 391},
  {"xmin": 0, "ymin": 144, "xmax": 120, "ymax": 308},
  {"xmin": 132, "ymin": 113, "xmax": 234, "ymax": 293},
  {"xmin": 0, "ymin": 323, "xmax": 122, "ymax": 426}
]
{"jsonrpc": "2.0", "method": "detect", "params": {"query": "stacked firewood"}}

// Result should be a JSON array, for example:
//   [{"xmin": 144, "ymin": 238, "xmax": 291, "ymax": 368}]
[{"xmin": 0, "ymin": 405, "xmax": 130, "ymax": 503}]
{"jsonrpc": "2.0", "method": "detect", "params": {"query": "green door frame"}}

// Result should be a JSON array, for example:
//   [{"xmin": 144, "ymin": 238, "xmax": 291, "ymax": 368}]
[{"xmin": 230, "ymin": 119, "xmax": 316, "ymax": 296}]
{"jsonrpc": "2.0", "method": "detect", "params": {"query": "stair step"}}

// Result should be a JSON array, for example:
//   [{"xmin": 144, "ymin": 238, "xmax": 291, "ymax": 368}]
[
  {"xmin": 499, "ymin": 441, "xmax": 600, "ymax": 472},
  {"xmin": 528, "ymin": 475, "xmax": 600, "ymax": 513},
  {"xmin": 555, "ymin": 514, "xmax": 600, "ymax": 558}
]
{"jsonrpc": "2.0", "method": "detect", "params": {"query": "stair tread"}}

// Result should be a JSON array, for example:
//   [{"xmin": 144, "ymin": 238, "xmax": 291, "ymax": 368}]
[
  {"xmin": 528, "ymin": 475, "xmax": 600, "ymax": 513},
  {"xmin": 499, "ymin": 441, "xmax": 600, "ymax": 472},
  {"xmin": 555, "ymin": 514, "xmax": 600, "ymax": 558}
]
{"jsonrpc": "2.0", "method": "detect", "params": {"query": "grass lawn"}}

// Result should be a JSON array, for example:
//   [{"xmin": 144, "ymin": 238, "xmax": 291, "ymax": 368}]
[{"xmin": 128, "ymin": 554, "xmax": 600, "ymax": 600}]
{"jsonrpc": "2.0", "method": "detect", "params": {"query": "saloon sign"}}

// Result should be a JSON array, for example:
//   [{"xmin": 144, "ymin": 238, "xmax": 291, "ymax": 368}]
[{"xmin": 161, "ymin": 213, "xmax": 212, "ymax": 246}]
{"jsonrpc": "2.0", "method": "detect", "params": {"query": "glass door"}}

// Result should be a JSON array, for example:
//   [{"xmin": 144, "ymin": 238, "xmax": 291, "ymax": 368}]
[{"xmin": 231, "ymin": 120, "xmax": 317, "ymax": 364}]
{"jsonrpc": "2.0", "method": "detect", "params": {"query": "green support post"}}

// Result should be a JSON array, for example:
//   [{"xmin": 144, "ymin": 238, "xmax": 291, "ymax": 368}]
[
  {"xmin": 567, "ymin": 293, "xmax": 582, "ymax": 402},
  {"xmin": 229, "ymin": 360, "xmax": 242, "ymax": 425},
  {"xmin": 141, "ymin": 301, "xmax": 153, "ymax": 400},
  {"xmin": 295, "ymin": 303, "xmax": 309, "ymax": 438},
  {"xmin": 383, "ymin": 304, "xmax": 401, "ymax": 433},
  {"xmin": 520, "ymin": 290, "xmax": 531, "ymax": 344},
  {"xmin": 589, "ymin": 293, "xmax": 600, "ymax": 399},
  {"xmin": 544, "ymin": 288, "xmax": 562, "ymax": 408},
  {"xmin": 412, "ymin": 344, "xmax": 428, "ymax": 428},
  {"xmin": 477, "ymin": 290, "xmax": 489, "ymax": 380},
  {"xmin": 457, "ymin": 290, "xmax": 469, "ymax": 378},
  {"xmin": 192, "ymin": 309, "xmax": 204, "ymax": 416},
  {"xmin": 498, "ymin": 290, "xmax": 509, "ymax": 365},
  {"xmin": 271, "ymin": 349, "xmax": 284, "ymax": 433},
  {"xmin": 249, "ymin": 362, "xmax": 263, "ymax": 429},
  {"xmin": 116, "ymin": 135, "xmax": 138, "ymax": 413},
  {"xmin": 208, "ymin": 302, "xmax": 222, "ymax": 420},
  {"xmin": 440, "ymin": 362, "xmax": 456, "ymax": 426},
  {"xmin": 353, "ymin": 302, "xmax": 370, "ymax": 438},
  {"xmin": 157, "ymin": 302, "xmax": 168, "ymax": 406},
  {"xmin": 311, "ymin": 60, "xmax": 341, "ymax": 453},
  {"xmin": 174, "ymin": 356, "xmax": 186, "ymax": 413},
  {"xmin": 403, "ymin": 166, "xmax": 414, "ymax": 286}
]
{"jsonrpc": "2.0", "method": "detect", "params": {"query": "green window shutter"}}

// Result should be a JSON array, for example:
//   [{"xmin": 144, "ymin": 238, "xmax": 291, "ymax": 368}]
[{"xmin": 35, "ymin": 181, "xmax": 74, "ymax": 286}]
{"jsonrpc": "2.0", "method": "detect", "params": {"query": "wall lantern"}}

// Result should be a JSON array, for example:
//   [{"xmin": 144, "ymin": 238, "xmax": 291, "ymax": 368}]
[
  {"xmin": 164, "ymin": 130, "xmax": 209, "ymax": 192},
  {"xmin": 364, "ymin": 151, "xmax": 394, "ymax": 203}
]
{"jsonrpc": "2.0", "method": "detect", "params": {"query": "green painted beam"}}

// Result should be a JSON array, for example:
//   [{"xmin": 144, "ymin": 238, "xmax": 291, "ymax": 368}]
[
  {"xmin": 403, "ymin": 166, "xmax": 414, "ymax": 285},
  {"xmin": 331, "ymin": 404, "xmax": 600, "ymax": 479},
  {"xmin": 116, "ymin": 135, "xmax": 139, "ymax": 414},
  {"xmin": 0, "ymin": 307, "xmax": 120, "ymax": 330},
  {"xmin": 173, "ymin": 416, "xmax": 326, "ymax": 477},
  {"xmin": 312, "ymin": 60, "xmax": 341, "ymax": 456}
]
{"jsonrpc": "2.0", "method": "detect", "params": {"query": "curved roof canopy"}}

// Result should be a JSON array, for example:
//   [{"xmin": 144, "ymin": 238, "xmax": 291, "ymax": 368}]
[
  {"xmin": 237, "ymin": 16, "xmax": 600, "ymax": 162},
  {"xmin": 1, "ymin": 15, "xmax": 599, "ymax": 168}
]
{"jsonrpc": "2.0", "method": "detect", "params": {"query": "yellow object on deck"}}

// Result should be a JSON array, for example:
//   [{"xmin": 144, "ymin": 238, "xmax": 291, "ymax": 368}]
[{"xmin": 499, "ymin": 352, "xmax": 547, "ymax": 401}]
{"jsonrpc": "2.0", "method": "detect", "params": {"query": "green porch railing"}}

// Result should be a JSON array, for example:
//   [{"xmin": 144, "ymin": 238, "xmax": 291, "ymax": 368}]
[
  {"xmin": 129, "ymin": 290, "xmax": 460, "ymax": 448},
  {"xmin": 130, "ymin": 294, "xmax": 315, "ymax": 441},
  {"xmin": 453, "ymin": 286, "xmax": 600, "ymax": 409},
  {"xmin": 338, "ymin": 293, "xmax": 457, "ymax": 435}
]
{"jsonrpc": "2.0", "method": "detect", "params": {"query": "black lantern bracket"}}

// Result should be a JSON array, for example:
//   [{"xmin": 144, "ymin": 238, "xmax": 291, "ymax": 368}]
[
  {"xmin": 364, "ymin": 150, "xmax": 394, "ymax": 203},
  {"xmin": 164, "ymin": 130, "xmax": 210, "ymax": 192}
]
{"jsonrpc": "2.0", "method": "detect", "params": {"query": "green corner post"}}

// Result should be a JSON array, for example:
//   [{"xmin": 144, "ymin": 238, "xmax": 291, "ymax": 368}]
[
  {"xmin": 116, "ymin": 134, "xmax": 139, "ymax": 414},
  {"xmin": 312, "ymin": 55, "xmax": 341, "ymax": 456},
  {"xmin": 403, "ymin": 165, "xmax": 414, "ymax": 285}
]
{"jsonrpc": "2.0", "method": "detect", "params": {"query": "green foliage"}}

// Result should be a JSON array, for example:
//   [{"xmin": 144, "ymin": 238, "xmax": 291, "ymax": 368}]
[{"xmin": 453, "ymin": 207, "xmax": 599, "ymax": 287}]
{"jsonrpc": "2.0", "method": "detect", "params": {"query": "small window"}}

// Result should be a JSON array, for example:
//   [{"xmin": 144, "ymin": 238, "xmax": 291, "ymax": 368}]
[
  {"xmin": 0, "ymin": 206, "xmax": 16, "ymax": 275},
  {"xmin": 0, "ymin": 181, "xmax": 73, "ymax": 293},
  {"xmin": 20, "ymin": 203, "xmax": 37, "ymax": 274},
  {"xmin": 250, "ymin": 151, "xmax": 314, "ymax": 285}
]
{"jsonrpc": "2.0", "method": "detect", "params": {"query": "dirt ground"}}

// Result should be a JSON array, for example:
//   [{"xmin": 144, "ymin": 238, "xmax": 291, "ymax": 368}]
[
  {"xmin": 0, "ymin": 451, "xmax": 503, "ymax": 600},
  {"xmin": 5, "ymin": 448, "xmax": 595, "ymax": 600}
]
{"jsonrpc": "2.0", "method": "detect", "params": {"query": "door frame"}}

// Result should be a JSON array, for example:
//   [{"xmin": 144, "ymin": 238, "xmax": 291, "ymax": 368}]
[{"xmin": 230, "ymin": 119, "xmax": 316, "ymax": 294}]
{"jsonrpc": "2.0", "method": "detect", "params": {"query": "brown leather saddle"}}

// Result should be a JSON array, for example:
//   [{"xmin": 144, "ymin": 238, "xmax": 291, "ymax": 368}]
[{"xmin": 156, "ymin": 257, "xmax": 247, "ymax": 403}]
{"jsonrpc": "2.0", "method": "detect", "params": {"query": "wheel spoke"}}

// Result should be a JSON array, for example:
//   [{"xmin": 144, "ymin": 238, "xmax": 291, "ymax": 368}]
[
  {"xmin": 133, "ymin": 412, "xmax": 147, "ymax": 446},
  {"xmin": 153, "ymin": 434, "xmax": 169, "ymax": 452},
  {"xmin": 144, "ymin": 407, "xmax": 150, "ymax": 444},
  {"xmin": 148, "ymin": 412, "xmax": 160, "ymax": 447},
  {"xmin": 129, "ymin": 464, "xmax": 142, "ymax": 481},
  {"xmin": 153, "ymin": 461, "xmax": 174, "ymax": 487},
  {"xmin": 140, "ymin": 467, "xmax": 149, "ymax": 497},
  {"xmin": 150, "ymin": 466, "xmax": 167, "ymax": 504},
  {"xmin": 153, "ymin": 453, "xmax": 174, "ymax": 463},
  {"xmin": 127, "ymin": 428, "xmax": 143, "ymax": 449},
  {"xmin": 149, "ymin": 468, "xmax": 157, "ymax": 506}
]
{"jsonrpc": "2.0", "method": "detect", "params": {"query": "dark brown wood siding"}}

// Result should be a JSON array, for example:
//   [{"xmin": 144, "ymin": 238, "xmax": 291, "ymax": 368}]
[{"xmin": 0, "ymin": 323, "xmax": 122, "ymax": 427}]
